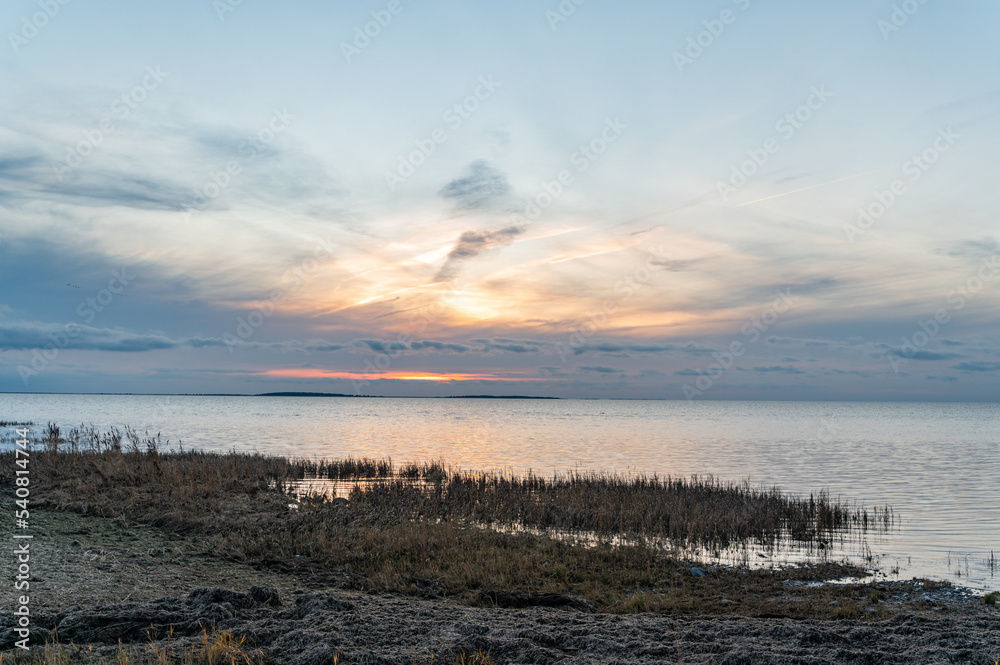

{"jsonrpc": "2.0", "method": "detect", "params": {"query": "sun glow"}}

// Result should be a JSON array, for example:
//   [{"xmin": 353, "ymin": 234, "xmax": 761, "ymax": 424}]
[{"xmin": 257, "ymin": 369, "xmax": 541, "ymax": 382}]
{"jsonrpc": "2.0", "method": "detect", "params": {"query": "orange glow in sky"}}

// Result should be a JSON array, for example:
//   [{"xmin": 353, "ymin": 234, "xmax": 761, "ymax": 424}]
[{"xmin": 257, "ymin": 369, "xmax": 541, "ymax": 382}]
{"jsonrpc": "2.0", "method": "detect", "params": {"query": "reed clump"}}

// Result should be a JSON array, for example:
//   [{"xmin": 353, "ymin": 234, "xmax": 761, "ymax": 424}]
[{"xmin": 340, "ymin": 471, "xmax": 889, "ymax": 551}]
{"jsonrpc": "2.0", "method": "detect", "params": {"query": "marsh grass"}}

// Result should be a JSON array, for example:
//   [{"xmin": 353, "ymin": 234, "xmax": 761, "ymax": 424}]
[
  {"xmin": 0, "ymin": 625, "xmax": 268, "ymax": 664},
  {"xmin": 2, "ymin": 424, "xmax": 894, "ymax": 615}
]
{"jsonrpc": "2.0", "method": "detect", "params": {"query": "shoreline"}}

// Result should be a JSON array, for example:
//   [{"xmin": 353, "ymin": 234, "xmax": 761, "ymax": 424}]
[{"xmin": 0, "ymin": 436, "xmax": 997, "ymax": 662}]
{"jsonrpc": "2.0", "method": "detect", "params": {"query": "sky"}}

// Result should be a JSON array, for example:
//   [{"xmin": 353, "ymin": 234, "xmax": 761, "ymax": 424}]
[{"xmin": 1, "ymin": 0, "xmax": 999, "ymax": 400}]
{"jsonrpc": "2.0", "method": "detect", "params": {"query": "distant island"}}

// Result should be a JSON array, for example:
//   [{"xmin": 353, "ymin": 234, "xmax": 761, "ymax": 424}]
[
  {"xmin": 438, "ymin": 395, "xmax": 560, "ymax": 399},
  {"xmin": 254, "ymin": 392, "xmax": 560, "ymax": 399},
  {"xmin": 256, "ymin": 392, "xmax": 354, "ymax": 397}
]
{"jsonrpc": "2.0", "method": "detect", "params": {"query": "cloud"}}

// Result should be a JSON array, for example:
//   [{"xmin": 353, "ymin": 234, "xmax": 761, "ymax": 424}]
[
  {"xmin": 356, "ymin": 339, "xmax": 409, "ymax": 354},
  {"xmin": 744, "ymin": 365, "xmax": 805, "ymax": 374},
  {"xmin": 649, "ymin": 258, "xmax": 700, "ymax": 272},
  {"xmin": 438, "ymin": 160, "xmax": 511, "ymax": 211},
  {"xmin": 0, "ymin": 321, "xmax": 181, "ymax": 352},
  {"xmin": 409, "ymin": 340, "xmax": 474, "ymax": 353},
  {"xmin": 766, "ymin": 336, "xmax": 842, "ymax": 348},
  {"xmin": 952, "ymin": 361, "xmax": 1000, "ymax": 372},
  {"xmin": 569, "ymin": 341, "xmax": 710, "ymax": 356},
  {"xmin": 579, "ymin": 365, "xmax": 624, "ymax": 374},
  {"xmin": 433, "ymin": 225, "xmax": 525, "ymax": 281},
  {"xmin": 889, "ymin": 350, "xmax": 964, "ymax": 361},
  {"xmin": 472, "ymin": 337, "xmax": 545, "ymax": 353},
  {"xmin": 934, "ymin": 237, "xmax": 999, "ymax": 258},
  {"xmin": 0, "ymin": 320, "xmax": 356, "ymax": 354}
]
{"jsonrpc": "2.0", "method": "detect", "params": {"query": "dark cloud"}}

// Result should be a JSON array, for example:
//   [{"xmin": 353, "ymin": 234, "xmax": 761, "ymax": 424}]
[
  {"xmin": 471, "ymin": 337, "xmax": 544, "ymax": 353},
  {"xmin": 358, "ymin": 337, "xmax": 546, "ymax": 355},
  {"xmin": 434, "ymin": 225, "xmax": 524, "ymax": 281},
  {"xmin": 0, "ymin": 321, "xmax": 179, "ymax": 352},
  {"xmin": 766, "ymin": 336, "xmax": 845, "ymax": 348},
  {"xmin": 579, "ymin": 365, "xmax": 624, "ymax": 374},
  {"xmin": 745, "ymin": 365, "xmax": 805, "ymax": 374},
  {"xmin": 438, "ymin": 160, "xmax": 511, "ymax": 211},
  {"xmin": 356, "ymin": 339, "xmax": 409, "ymax": 354},
  {"xmin": 952, "ymin": 361, "xmax": 1000, "ymax": 372},
  {"xmin": 488, "ymin": 342, "xmax": 538, "ymax": 353},
  {"xmin": 409, "ymin": 340, "xmax": 474, "ymax": 353},
  {"xmin": 889, "ymin": 350, "xmax": 964, "ymax": 361},
  {"xmin": 0, "ymin": 320, "xmax": 351, "ymax": 354},
  {"xmin": 571, "ymin": 342, "xmax": 678, "ymax": 355}
]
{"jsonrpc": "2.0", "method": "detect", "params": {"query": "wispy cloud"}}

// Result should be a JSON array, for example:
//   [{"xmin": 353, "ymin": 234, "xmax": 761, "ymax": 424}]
[
  {"xmin": 433, "ymin": 225, "xmax": 525, "ymax": 281},
  {"xmin": 952, "ymin": 361, "xmax": 1000, "ymax": 372},
  {"xmin": 439, "ymin": 160, "xmax": 511, "ymax": 211}
]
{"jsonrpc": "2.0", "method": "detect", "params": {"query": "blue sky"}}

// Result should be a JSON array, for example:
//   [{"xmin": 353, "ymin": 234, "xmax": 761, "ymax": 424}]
[{"xmin": 1, "ymin": 0, "xmax": 999, "ymax": 399}]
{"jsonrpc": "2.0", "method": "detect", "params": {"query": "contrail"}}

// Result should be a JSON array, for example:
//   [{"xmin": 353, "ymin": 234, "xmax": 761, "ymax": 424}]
[{"xmin": 737, "ymin": 169, "xmax": 884, "ymax": 207}]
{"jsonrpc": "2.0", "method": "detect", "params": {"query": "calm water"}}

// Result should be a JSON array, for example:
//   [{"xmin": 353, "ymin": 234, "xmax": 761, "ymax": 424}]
[{"xmin": 2, "ymin": 394, "xmax": 997, "ymax": 591}]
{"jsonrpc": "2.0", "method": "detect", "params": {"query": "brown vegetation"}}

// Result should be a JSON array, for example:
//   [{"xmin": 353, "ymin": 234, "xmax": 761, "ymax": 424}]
[{"xmin": 0, "ymin": 424, "xmax": 902, "ymax": 619}]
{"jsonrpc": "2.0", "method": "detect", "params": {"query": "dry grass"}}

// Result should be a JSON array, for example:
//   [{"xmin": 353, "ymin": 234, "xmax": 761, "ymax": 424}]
[
  {"xmin": 0, "ymin": 630, "xmax": 493, "ymax": 665},
  {"xmin": 1, "ymin": 424, "xmax": 897, "ymax": 617},
  {"xmin": 0, "ymin": 625, "xmax": 268, "ymax": 664}
]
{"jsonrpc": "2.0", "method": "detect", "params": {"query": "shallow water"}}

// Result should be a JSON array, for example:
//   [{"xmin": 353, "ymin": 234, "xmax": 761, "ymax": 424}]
[{"xmin": 1, "ymin": 394, "xmax": 997, "ymax": 591}]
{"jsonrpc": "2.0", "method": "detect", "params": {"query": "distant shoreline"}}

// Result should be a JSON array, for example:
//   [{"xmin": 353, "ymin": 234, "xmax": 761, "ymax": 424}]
[{"xmin": 0, "ymin": 391, "xmax": 563, "ymax": 399}]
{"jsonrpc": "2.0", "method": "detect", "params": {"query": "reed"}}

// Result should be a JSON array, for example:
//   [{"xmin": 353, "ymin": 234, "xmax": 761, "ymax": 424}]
[{"xmin": 1, "ymin": 424, "xmax": 890, "ymax": 614}]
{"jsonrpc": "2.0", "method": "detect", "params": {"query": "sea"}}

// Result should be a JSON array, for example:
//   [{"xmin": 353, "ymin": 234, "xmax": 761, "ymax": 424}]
[{"xmin": 2, "ymin": 393, "xmax": 997, "ymax": 592}]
